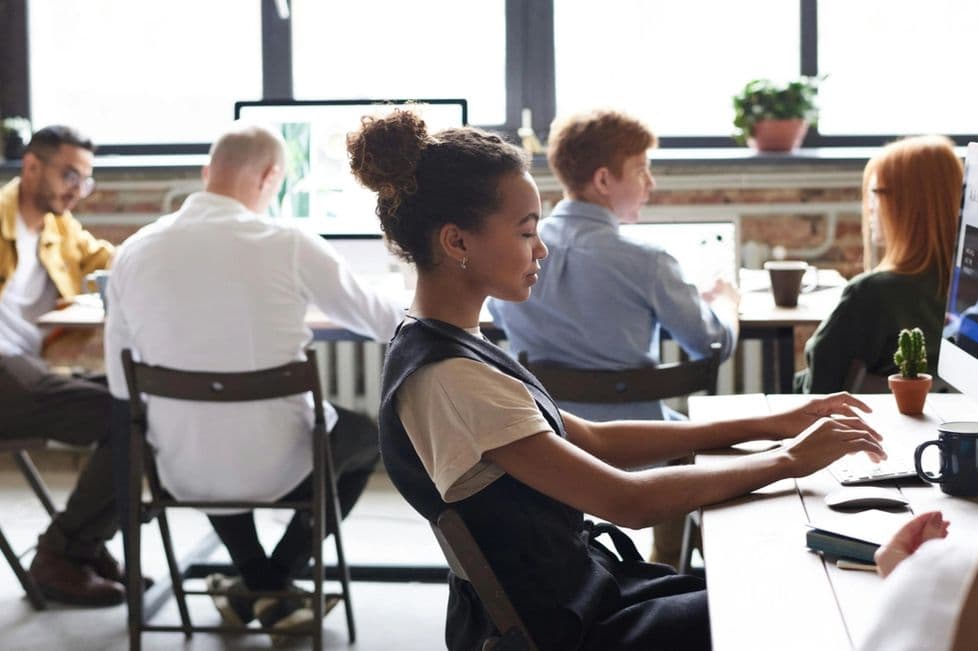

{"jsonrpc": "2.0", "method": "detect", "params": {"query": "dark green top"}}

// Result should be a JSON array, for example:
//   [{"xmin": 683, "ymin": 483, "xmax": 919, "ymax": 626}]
[{"xmin": 794, "ymin": 269, "xmax": 945, "ymax": 393}]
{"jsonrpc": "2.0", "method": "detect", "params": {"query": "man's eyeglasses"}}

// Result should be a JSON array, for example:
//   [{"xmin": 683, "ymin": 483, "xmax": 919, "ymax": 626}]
[
  {"xmin": 36, "ymin": 155, "xmax": 96, "ymax": 198},
  {"xmin": 56, "ymin": 165, "xmax": 96, "ymax": 198}
]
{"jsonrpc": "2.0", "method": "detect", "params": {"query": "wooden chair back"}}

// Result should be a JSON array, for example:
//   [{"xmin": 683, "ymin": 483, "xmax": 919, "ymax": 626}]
[
  {"xmin": 431, "ymin": 509, "xmax": 539, "ymax": 651},
  {"xmin": 120, "ymin": 348, "xmax": 352, "ymax": 650},
  {"xmin": 518, "ymin": 342, "xmax": 722, "ymax": 404}
]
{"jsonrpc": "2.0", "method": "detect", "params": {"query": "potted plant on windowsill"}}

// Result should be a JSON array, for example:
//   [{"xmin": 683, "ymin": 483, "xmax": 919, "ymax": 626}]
[
  {"xmin": 888, "ymin": 327, "xmax": 933, "ymax": 415},
  {"xmin": 732, "ymin": 77, "xmax": 819, "ymax": 153},
  {"xmin": 2, "ymin": 116, "xmax": 31, "ymax": 161}
]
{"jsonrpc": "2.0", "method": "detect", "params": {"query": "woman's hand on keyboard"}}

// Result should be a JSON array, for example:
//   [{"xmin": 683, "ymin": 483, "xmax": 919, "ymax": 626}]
[
  {"xmin": 780, "ymin": 415, "xmax": 886, "ymax": 478},
  {"xmin": 762, "ymin": 392, "xmax": 875, "ymax": 440}
]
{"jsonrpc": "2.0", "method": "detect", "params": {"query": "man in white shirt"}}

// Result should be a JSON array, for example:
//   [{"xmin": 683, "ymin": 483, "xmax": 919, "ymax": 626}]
[
  {"xmin": 0, "ymin": 125, "xmax": 127, "ymax": 607},
  {"xmin": 104, "ymin": 122, "xmax": 404, "ymax": 634}
]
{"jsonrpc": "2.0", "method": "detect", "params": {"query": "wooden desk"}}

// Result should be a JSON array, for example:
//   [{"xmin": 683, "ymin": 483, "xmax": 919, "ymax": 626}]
[
  {"xmin": 689, "ymin": 392, "xmax": 978, "ymax": 651},
  {"xmin": 40, "ymin": 269, "xmax": 845, "ymax": 390},
  {"xmin": 37, "ymin": 296, "xmax": 496, "ymax": 341},
  {"xmin": 737, "ymin": 268, "xmax": 845, "ymax": 393}
]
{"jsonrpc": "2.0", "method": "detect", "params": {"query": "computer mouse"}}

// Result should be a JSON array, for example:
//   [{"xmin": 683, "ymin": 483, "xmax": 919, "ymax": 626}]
[{"xmin": 824, "ymin": 487, "xmax": 910, "ymax": 511}]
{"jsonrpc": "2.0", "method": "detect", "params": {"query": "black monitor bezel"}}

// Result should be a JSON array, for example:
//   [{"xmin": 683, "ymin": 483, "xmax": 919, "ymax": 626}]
[{"xmin": 234, "ymin": 98, "xmax": 468, "ymax": 125}]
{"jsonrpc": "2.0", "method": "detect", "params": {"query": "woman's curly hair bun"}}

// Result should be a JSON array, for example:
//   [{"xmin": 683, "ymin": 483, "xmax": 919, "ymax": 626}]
[{"xmin": 347, "ymin": 109, "xmax": 429, "ymax": 215}]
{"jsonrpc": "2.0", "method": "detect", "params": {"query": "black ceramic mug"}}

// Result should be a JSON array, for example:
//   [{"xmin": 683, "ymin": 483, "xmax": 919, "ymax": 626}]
[{"xmin": 914, "ymin": 421, "xmax": 978, "ymax": 496}]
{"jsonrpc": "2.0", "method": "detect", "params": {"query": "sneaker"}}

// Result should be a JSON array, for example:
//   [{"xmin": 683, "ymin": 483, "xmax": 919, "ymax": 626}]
[
  {"xmin": 205, "ymin": 573, "xmax": 257, "ymax": 626},
  {"xmin": 255, "ymin": 586, "xmax": 339, "ymax": 647}
]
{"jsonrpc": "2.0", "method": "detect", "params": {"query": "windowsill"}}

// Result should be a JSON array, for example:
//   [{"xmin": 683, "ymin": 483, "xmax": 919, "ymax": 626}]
[
  {"xmin": 650, "ymin": 146, "xmax": 884, "ymax": 164},
  {"xmin": 0, "ymin": 147, "xmax": 890, "ymax": 175},
  {"xmin": 0, "ymin": 154, "xmax": 210, "ymax": 174}
]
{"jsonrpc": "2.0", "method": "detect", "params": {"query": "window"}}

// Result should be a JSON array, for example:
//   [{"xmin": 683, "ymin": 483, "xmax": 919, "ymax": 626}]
[
  {"xmin": 290, "ymin": 0, "xmax": 506, "ymax": 126},
  {"xmin": 817, "ymin": 0, "xmax": 978, "ymax": 137},
  {"xmin": 6, "ymin": 0, "xmax": 976, "ymax": 153},
  {"xmin": 28, "ymin": 0, "xmax": 261, "ymax": 147},
  {"xmin": 554, "ymin": 0, "xmax": 799, "ymax": 138}
]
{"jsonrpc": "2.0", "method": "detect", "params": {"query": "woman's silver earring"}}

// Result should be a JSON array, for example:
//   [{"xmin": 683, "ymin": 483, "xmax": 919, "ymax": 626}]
[{"xmin": 460, "ymin": 256, "xmax": 468, "ymax": 270}]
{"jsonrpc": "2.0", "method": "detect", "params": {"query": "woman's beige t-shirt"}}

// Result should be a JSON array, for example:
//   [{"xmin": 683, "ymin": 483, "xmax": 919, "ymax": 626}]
[{"xmin": 395, "ymin": 328, "xmax": 553, "ymax": 502}]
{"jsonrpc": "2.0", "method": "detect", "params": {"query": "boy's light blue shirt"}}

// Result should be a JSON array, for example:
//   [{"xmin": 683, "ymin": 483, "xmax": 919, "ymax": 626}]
[{"xmin": 488, "ymin": 199, "xmax": 736, "ymax": 422}]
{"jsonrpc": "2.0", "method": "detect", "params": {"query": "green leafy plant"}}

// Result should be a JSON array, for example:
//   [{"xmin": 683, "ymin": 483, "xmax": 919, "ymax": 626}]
[
  {"xmin": 732, "ymin": 77, "xmax": 820, "ymax": 145},
  {"xmin": 893, "ymin": 327, "xmax": 928, "ymax": 379},
  {"xmin": 1, "ymin": 116, "xmax": 31, "ymax": 139},
  {"xmin": 2, "ymin": 116, "xmax": 31, "ymax": 159}
]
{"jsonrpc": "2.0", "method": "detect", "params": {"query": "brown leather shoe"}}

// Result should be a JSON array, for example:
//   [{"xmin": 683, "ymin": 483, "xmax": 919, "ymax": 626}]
[
  {"xmin": 91, "ymin": 546, "xmax": 154, "ymax": 591},
  {"xmin": 29, "ymin": 546, "xmax": 125, "ymax": 607}
]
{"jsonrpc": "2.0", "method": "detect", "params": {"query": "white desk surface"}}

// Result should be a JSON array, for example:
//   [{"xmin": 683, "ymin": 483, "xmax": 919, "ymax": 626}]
[
  {"xmin": 690, "ymin": 392, "xmax": 978, "ymax": 651},
  {"xmin": 737, "ymin": 267, "xmax": 844, "ymax": 328},
  {"xmin": 36, "ymin": 296, "xmax": 494, "ymax": 333}
]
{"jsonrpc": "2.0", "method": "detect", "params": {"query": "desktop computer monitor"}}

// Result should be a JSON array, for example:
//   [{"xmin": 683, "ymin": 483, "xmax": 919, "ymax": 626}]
[
  {"xmin": 939, "ymin": 142, "xmax": 978, "ymax": 399},
  {"xmin": 233, "ymin": 98, "xmax": 468, "ymax": 236}
]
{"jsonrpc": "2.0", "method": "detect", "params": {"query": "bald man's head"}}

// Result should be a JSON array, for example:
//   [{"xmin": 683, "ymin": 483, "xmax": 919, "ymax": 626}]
[{"xmin": 204, "ymin": 122, "xmax": 286, "ymax": 213}]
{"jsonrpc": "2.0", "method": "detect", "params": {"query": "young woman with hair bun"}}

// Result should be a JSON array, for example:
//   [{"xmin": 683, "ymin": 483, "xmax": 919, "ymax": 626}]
[{"xmin": 350, "ymin": 109, "xmax": 884, "ymax": 651}]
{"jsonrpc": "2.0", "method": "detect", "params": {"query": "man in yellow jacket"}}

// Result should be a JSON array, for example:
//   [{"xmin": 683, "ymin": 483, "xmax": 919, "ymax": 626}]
[{"xmin": 0, "ymin": 125, "xmax": 125, "ymax": 606}]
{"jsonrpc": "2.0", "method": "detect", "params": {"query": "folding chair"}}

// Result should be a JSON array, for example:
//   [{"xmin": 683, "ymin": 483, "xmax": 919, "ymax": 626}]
[
  {"xmin": 431, "ymin": 509, "xmax": 539, "ymax": 651},
  {"xmin": 0, "ymin": 439, "xmax": 58, "ymax": 609},
  {"xmin": 121, "ymin": 348, "xmax": 354, "ymax": 651},
  {"xmin": 519, "ymin": 342, "xmax": 722, "ymax": 575}
]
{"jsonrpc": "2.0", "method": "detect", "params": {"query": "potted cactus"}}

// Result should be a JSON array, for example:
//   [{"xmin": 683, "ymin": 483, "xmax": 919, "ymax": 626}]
[{"xmin": 888, "ymin": 327, "xmax": 932, "ymax": 415}]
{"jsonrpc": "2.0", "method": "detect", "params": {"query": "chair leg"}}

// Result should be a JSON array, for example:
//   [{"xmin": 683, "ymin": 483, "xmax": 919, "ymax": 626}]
[
  {"xmin": 156, "ymin": 511, "xmax": 193, "ymax": 638},
  {"xmin": 679, "ymin": 511, "xmax": 702, "ymax": 576},
  {"xmin": 0, "ymin": 524, "xmax": 46, "ymax": 610},
  {"xmin": 312, "ymin": 437, "xmax": 326, "ymax": 651},
  {"xmin": 127, "ymin": 432, "xmax": 144, "ymax": 651},
  {"xmin": 14, "ymin": 450, "xmax": 58, "ymax": 516},
  {"xmin": 313, "ymin": 514, "xmax": 323, "ymax": 651},
  {"xmin": 321, "ymin": 439, "xmax": 355, "ymax": 644},
  {"xmin": 331, "ymin": 498, "xmax": 356, "ymax": 644}
]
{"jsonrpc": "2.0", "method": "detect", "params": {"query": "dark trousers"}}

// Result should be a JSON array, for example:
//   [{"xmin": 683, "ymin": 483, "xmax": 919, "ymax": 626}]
[
  {"xmin": 207, "ymin": 406, "xmax": 380, "ymax": 589},
  {"xmin": 0, "ymin": 354, "xmax": 116, "ymax": 560}
]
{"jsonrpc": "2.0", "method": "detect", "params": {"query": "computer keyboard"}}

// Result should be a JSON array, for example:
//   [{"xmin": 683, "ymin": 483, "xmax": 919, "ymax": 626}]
[{"xmin": 827, "ymin": 455, "xmax": 918, "ymax": 485}]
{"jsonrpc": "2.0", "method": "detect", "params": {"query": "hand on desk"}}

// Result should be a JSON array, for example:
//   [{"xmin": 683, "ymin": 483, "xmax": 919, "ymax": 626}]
[
  {"xmin": 702, "ymin": 277, "xmax": 741, "ymax": 332},
  {"xmin": 874, "ymin": 511, "xmax": 950, "ymax": 578},
  {"xmin": 768, "ymin": 393, "xmax": 886, "ymax": 477},
  {"xmin": 765, "ymin": 392, "xmax": 875, "ymax": 439},
  {"xmin": 702, "ymin": 277, "xmax": 741, "ymax": 310}
]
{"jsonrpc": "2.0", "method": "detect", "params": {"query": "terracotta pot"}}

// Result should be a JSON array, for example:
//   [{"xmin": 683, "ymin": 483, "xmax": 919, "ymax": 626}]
[
  {"xmin": 888, "ymin": 373, "xmax": 932, "ymax": 416},
  {"xmin": 2, "ymin": 131, "xmax": 25, "ymax": 160},
  {"xmin": 748, "ymin": 119, "xmax": 809, "ymax": 152}
]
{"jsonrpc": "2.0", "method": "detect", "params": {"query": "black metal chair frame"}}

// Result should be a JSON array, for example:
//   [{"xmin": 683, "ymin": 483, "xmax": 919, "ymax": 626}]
[
  {"xmin": 0, "ymin": 439, "xmax": 58, "ymax": 609},
  {"xmin": 431, "ymin": 509, "xmax": 539, "ymax": 651},
  {"xmin": 519, "ymin": 342, "xmax": 723, "ymax": 575},
  {"xmin": 121, "ymin": 348, "xmax": 354, "ymax": 650}
]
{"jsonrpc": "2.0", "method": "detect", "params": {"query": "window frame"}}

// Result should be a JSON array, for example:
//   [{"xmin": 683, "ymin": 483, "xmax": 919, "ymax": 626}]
[{"xmin": 3, "ymin": 0, "xmax": 975, "ymax": 154}]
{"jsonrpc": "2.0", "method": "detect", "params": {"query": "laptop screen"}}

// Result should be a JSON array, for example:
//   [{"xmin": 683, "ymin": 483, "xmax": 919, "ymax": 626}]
[{"xmin": 619, "ymin": 220, "xmax": 740, "ymax": 290}]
